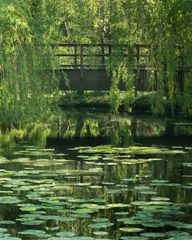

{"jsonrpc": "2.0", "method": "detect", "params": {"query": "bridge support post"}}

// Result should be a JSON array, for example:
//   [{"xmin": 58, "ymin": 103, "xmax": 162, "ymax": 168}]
[
  {"xmin": 74, "ymin": 45, "xmax": 78, "ymax": 68},
  {"xmin": 135, "ymin": 45, "xmax": 140, "ymax": 97},
  {"xmin": 80, "ymin": 45, "xmax": 84, "ymax": 80},
  {"xmin": 101, "ymin": 45, "xmax": 105, "ymax": 65}
]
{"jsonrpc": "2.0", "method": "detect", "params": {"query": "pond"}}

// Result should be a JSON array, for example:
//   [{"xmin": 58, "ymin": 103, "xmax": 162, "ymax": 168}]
[{"xmin": 0, "ymin": 110, "xmax": 192, "ymax": 240}]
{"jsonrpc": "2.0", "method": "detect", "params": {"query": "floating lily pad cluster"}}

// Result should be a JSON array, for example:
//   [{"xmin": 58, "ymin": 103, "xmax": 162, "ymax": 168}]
[{"xmin": 0, "ymin": 143, "xmax": 191, "ymax": 239}]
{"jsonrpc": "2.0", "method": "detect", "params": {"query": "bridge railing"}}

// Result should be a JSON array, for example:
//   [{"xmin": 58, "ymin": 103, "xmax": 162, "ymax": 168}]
[
  {"xmin": 53, "ymin": 43, "xmax": 111, "ymax": 72},
  {"xmin": 52, "ymin": 43, "xmax": 152, "ymax": 69}
]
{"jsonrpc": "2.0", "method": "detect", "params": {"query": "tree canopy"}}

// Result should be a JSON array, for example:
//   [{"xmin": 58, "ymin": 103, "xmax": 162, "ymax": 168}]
[{"xmin": 0, "ymin": 0, "xmax": 192, "ymax": 127}]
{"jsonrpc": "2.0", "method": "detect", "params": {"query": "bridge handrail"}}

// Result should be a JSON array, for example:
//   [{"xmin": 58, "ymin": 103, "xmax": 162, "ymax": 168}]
[
  {"xmin": 53, "ymin": 43, "xmax": 152, "ymax": 70},
  {"xmin": 51, "ymin": 43, "xmax": 150, "ymax": 47},
  {"xmin": 53, "ymin": 43, "xmax": 184, "ymax": 72}
]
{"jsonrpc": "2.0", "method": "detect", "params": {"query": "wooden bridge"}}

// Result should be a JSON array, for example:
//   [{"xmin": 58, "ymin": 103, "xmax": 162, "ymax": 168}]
[
  {"xmin": 53, "ymin": 43, "xmax": 151, "ymax": 91},
  {"xmin": 53, "ymin": 43, "xmax": 184, "ymax": 91}
]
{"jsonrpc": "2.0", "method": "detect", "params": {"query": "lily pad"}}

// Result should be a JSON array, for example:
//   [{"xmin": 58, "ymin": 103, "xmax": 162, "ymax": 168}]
[{"xmin": 119, "ymin": 227, "xmax": 143, "ymax": 233}]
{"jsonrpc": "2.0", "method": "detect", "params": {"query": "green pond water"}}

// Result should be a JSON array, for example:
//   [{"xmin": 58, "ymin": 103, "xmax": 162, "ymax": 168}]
[{"xmin": 0, "ymin": 110, "xmax": 192, "ymax": 240}]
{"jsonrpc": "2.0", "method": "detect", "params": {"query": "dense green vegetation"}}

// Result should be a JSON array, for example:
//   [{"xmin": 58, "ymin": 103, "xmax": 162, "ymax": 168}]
[
  {"xmin": 0, "ymin": 0, "xmax": 192, "ymax": 128},
  {"xmin": 1, "ymin": 2, "xmax": 192, "ymax": 239},
  {"xmin": 0, "ymin": 0, "xmax": 59, "ymax": 127},
  {"xmin": 59, "ymin": 0, "xmax": 192, "ymax": 116}
]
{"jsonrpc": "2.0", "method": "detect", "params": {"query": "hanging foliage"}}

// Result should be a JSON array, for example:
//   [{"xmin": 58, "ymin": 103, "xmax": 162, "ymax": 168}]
[
  {"xmin": 0, "ymin": 0, "xmax": 61, "ymax": 127},
  {"xmin": 0, "ymin": 0, "xmax": 192, "ymax": 122},
  {"xmin": 58, "ymin": 0, "xmax": 192, "ymax": 116}
]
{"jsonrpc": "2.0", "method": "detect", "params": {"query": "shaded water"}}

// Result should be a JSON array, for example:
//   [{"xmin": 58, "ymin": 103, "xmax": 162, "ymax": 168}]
[{"xmin": 0, "ymin": 110, "xmax": 192, "ymax": 240}]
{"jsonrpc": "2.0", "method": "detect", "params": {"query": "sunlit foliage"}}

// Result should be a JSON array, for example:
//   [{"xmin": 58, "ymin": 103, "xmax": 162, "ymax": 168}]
[
  {"xmin": 0, "ymin": 0, "xmax": 191, "ymax": 125},
  {"xmin": 57, "ymin": 0, "xmax": 192, "ymax": 116},
  {"xmin": 0, "ymin": 0, "xmax": 59, "ymax": 127}
]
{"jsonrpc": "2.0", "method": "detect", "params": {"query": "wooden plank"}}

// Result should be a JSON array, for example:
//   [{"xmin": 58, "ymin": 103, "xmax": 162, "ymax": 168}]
[
  {"xmin": 59, "ymin": 64, "xmax": 106, "ymax": 68},
  {"xmin": 51, "ymin": 43, "xmax": 150, "ymax": 48},
  {"xmin": 58, "ymin": 64, "xmax": 152, "ymax": 70},
  {"xmin": 55, "ymin": 53, "xmax": 110, "ymax": 57}
]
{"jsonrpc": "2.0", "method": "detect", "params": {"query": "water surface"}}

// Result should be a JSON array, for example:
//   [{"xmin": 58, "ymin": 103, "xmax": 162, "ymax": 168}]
[{"xmin": 0, "ymin": 110, "xmax": 192, "ymax": 240}]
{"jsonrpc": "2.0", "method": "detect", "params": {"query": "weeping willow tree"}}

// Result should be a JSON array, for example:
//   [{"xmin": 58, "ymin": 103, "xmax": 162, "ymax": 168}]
[
  {"xmin": 1, "ymin": 0, "xmax": 191, "ymax": 123},
  {"xmin": 136, "ymin": 0, "xmax": 192, "ymax": 116},
  {"xmin": 103, "ymin": 0, "xmax": 192, "ymax": 116},
  {"xmin": 0, "ymin": 0, "xmax": 62, "ymax": 128},
  {"xmin": 56, "ymin": 0, "xmax": 192, "ymax": 117}
]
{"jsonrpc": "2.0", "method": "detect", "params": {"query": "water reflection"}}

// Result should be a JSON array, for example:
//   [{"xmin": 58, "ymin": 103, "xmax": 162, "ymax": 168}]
[{"xmin": 1, "ymin": 111, "xmax": 192, "ymax": 151}]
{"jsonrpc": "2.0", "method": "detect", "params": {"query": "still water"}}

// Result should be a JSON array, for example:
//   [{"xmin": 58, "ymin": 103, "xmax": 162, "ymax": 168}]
[{"xmin": 0, "ymin": 110, "xmax": 192, "ymax": 240}]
